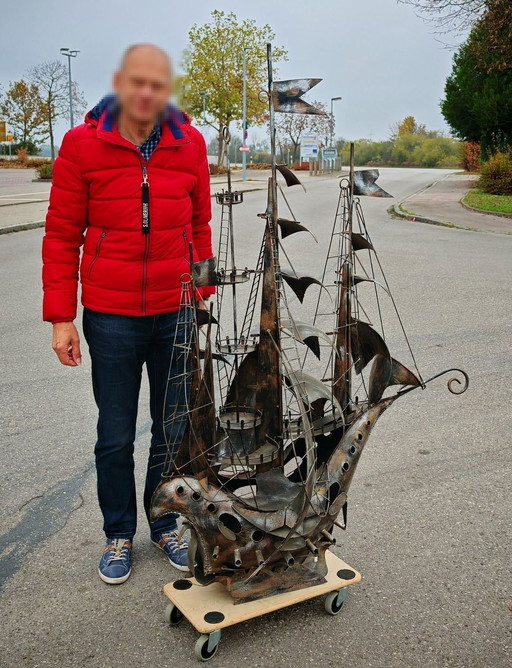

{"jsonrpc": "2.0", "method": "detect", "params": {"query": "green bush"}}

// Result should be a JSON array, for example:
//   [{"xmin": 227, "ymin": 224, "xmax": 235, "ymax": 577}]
[
  {"xmin": 337, "ymin": 133, "xmax": 460, "ymax": 169},
  {"xmin": 479, "ymin": 151, "xmax": 512, "ymax": 195},
  {"xmin": 37, "ymin": 163, "xmax": 53, "ymax": 180}
]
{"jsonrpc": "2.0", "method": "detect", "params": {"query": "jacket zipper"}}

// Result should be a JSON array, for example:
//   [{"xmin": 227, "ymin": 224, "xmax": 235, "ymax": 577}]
[
  {"xmin": 87, "ymin": 231, "xmax": 106, "ymax": 279},
  {"xmin": 137, "ymin": 141, "xmax": 189, "ymax": 314},
  {"xmin": 141, "ymin": 165, "xmax": 150, "ymax": 234},
  {"xmin": 140, "ymin": 162, "xmax": 150, "ymax": 314}
]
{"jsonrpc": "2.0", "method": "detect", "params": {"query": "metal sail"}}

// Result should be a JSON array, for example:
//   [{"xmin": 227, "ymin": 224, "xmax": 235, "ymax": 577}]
[
  {"xmin": 276, "ymin": 164, "xmax": 305, "ymax": 189},
  {"xmin": 368, "ymin": 355, "xmax": 422, "ymax": 404}
]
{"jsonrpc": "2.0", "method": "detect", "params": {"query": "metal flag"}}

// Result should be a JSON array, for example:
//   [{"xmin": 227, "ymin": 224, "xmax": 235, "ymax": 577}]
[
  {"xmin": 353, "ymin": 170, "xmax": 393, "ymax": 198},
  {"xmin": 272, "ymin": 79, "xmax": 325, "ymax": 115}
]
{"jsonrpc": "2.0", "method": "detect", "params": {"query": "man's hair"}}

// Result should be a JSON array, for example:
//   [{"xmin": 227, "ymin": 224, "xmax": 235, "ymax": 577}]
[{"xmin": 118, "ymin": 43, "xmax": 172, "ymax": 73}]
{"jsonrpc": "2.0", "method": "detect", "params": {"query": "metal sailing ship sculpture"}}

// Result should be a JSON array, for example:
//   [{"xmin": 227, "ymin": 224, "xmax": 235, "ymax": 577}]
[{"xmin": 151, "ymin": 45, "xmax": 468, "ymax": 603}]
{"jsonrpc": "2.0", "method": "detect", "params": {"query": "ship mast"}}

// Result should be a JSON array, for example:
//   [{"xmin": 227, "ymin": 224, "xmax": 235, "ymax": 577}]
[
  {"xmin": 332, "ymin": 143, "xmax": 355, "ymax": 414},
  {"xmin": 256, "ymin": 44, "xmax": 283, "ymax": 462}
]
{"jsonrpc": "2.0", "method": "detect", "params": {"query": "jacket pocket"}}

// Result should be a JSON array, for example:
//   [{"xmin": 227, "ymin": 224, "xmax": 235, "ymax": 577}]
[{"xmin": 87, "ymin": 231, "xmax": 107, "ymax": 279}]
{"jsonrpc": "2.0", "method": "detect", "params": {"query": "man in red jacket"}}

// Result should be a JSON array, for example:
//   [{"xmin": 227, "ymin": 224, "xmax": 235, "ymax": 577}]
[{"xmin": 42, "ymin": 43, "xmax": 214, "ymax": 584}]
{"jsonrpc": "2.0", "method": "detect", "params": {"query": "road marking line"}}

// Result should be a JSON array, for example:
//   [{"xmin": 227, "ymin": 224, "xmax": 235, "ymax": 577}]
[
  {"xmin": 0, "ymin": 190, "xmax": 49, "ymax": 198},
  {"xmin": 0, "ymin": 198, "xmax": 48, "ymax": 204}
]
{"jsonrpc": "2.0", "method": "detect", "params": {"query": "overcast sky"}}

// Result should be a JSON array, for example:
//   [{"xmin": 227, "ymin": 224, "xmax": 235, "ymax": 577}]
[{"xmin": 1, "ymin": 0, "xmax": 461, "ymax": 146}]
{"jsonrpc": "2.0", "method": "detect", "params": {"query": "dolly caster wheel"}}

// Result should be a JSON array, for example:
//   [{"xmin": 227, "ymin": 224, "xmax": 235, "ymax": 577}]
[
  {"xmin": 324, "ymin": 588, "xmax": 348, "ymax": 616},
  {"xmin": 194, "ymin": 630, "xmax": 221, "ymax": 662},
  {"xmin": 164, "ymin": 603, "xmax": 184, "ymax": 626}
]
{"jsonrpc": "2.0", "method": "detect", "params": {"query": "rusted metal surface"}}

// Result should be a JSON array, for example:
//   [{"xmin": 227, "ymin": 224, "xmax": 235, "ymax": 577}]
[
  {"xmin": 272, "ymin": 79, "xmax": 325, "ymax": 115},
  {"xmin": 368, "ymin": 355, "xmax": 421, "ymax": 404},
  {"xmin": 276, "ymin": 164, "xmax": 306, "ymax": 189},
  {"xmin": 193, "ymin": 257, "xmax": 218, "ymax": 287},
  {"xmin": 353, "ymin": 169, "xmax": 393, "ymax": 198},
  {"xmin": 280, "ymin": 272, "xmax": 323, "ymax": 303},
  {"xmin": 277, "ymin": 218, "xmax": 310, "ymax": 239},
  {"xmin": 151, "ymin": 46, "xmax": 468, "ymax": 604},
  {"xmin": 255, "ymin": 212, "xmax": 283, "ymax": 459}
]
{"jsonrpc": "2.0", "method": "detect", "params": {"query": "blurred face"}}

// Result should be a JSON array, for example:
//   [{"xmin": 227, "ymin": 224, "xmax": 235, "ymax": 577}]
[{"xmin": 113, "ymin": 46, "xmax": 172, "ymax": 124}]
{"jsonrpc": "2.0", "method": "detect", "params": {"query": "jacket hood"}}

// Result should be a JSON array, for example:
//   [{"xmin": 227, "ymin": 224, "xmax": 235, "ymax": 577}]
[
  {"xmin": 85, "ymin": 94, "xmax": 117, "ymax": 124},
  {"xmin": 84, "ymin": 94, "xmax": 191, "ymax": 138}
]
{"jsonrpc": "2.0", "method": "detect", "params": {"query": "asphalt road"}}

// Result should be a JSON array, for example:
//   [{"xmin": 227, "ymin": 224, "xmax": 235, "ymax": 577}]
[
  {"xmin": 0, "ymin": 168, "xmax": 510, "ymax": 667},
  {"xmin": 0, "ymin": 167, "xmax": 267, "ymax": 231}
]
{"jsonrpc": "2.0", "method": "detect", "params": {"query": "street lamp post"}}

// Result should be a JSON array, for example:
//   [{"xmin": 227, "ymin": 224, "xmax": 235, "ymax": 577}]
[
  {"xmin": 60, "ymin": 48, "xmax": 80, "ymax": 128},
  {"xmin": 199, "ymin": 91, "xmax": 208, "ymax": 124},
  {"xmin": 330, "ymin": 96, "xmax": 342, "ymax": 148},
  {"xmin": 241, "ymin": 47, "xmax": 249, "ymax": 181}
]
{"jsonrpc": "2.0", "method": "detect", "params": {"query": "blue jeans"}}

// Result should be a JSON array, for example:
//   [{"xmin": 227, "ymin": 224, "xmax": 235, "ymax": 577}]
[{"xmin": 83, "ymin": 308, "xmax": 189, "ymax": 540}]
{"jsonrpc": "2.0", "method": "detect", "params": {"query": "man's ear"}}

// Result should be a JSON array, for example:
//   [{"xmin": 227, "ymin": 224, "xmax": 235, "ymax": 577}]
[{"xmin": 112, "ymin": 71, "xmax": 120, "ymax": 92}]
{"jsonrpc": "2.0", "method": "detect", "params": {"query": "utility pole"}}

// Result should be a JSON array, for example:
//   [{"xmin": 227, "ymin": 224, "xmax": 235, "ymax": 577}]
[
  {"xmin": 241, "ymin": 47, "xmax": 249, "ymax": 181},
  {"xmin": 330, "ymin": 96, "xmax": 342, "ymax": 148},
  {"xmin": 60, "ymin": 48, "xmax": 80, "ymax": 128}
]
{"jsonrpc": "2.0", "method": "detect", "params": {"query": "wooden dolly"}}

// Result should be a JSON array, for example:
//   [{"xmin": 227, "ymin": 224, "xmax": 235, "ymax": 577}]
[{"xmin": 162, "ymin": 550, "xmax": 361, "ymax": 661}]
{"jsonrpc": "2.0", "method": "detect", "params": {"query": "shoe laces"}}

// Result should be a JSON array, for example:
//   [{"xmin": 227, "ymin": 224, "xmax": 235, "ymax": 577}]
[
  {"xmin": 106, "ymin": 538, "xmax": 130, "ymax": 564},
  {"xmin": 160, "ymin": 530, "xmax": 188, "ymax": 550}
]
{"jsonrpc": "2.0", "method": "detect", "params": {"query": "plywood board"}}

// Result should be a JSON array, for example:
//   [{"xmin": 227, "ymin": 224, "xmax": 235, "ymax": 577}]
[{"xmin": 163, "ymin": 550, "xmax": 361, "ymax": 634}]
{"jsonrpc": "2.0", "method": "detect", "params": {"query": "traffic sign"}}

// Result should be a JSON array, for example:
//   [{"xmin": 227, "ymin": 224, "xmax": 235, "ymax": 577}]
[
  {"xmin": 322, "ymin": 148, "xmax": 338, "ymax": 159},
  {"xmin": 239, "ymin": 146, "xmax": 250, "ymax": 152},
  {"xmin": 0, "ymin": 121, "xmax": 6, "ymax": 142}
]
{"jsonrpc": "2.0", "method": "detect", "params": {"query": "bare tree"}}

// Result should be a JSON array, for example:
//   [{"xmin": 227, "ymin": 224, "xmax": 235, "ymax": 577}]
[
  {"xmin": 398, "ymin": 0, "xmax": 487, "ymax": 33},
  {"xmin": 29, "ymin": 61, "xmax": 86, "ymax": 160},
  {"xmin": 274, "ymin": 101, "xmax": 332, "ymax": 163}
]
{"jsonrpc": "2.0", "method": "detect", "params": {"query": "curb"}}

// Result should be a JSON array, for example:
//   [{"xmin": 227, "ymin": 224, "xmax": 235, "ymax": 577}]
[
  {"xmin": 0, "ymin": 199, "xmax": 48, "ymax": 208},
  {"xmin": 387, "ymin": 173, "xmax": 474, "ymax": 231},
  {"xmin": 387, "ymin": 172, "xmax": 501, "ymax": 233},
  {"xmin": 389, "ymin": 200, "xmax": 511, "ymax": 235},
  {"xmin": 460, "ymin": 198, "xmax": 512, "ymax": 220},
  {"xmin": 388, "ymin": 202, "xmax": 510, "ymax": 235},
  {"xmin": 0, "ymin": 220, "xmax": 45, "ymax": 235},
  {"xmin": 387, "ymin": 203, "xmax": 472, "ymax": 231}
]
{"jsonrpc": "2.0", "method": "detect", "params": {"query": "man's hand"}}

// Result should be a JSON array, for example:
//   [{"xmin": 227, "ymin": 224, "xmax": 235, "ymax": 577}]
[{"xmin": 52, "ymin": 322, "xmax": 82, "ymax": 367}]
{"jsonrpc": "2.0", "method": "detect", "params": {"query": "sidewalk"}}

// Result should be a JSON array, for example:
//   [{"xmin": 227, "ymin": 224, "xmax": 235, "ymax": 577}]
[{"xmin": 390, "ymin": 173, "xmax": 511, "ymax": 235}]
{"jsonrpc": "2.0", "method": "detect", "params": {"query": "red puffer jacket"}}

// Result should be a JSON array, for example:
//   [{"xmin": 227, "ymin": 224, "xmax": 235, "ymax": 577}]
[{"xmin": 42, "ymin": 96, "xmax": 214, "ymax": 323}]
